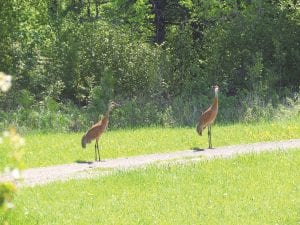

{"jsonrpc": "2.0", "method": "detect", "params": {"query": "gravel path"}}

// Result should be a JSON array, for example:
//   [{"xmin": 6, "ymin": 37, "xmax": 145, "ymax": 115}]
[{"xmin": 1, "ymin": 139, "xmax": 300, "ymax": 187}]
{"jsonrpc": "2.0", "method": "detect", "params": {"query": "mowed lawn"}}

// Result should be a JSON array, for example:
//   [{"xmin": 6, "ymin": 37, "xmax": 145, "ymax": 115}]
[
  {"xmin": 4, "ymin": 149, "xmax": 300, "ymax": 225},
  {"xmin": 1, "ymin": 117, "xmax": 299, "ymax": 169}
]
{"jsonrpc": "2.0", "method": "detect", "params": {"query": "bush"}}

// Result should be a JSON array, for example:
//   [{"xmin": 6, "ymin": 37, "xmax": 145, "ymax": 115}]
[{"xmin": 1, "ymin": 90, "xmax": 299, "ymax": 132}]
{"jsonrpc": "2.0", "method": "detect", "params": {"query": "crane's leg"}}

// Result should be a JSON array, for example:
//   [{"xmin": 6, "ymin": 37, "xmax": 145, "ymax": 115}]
[
  {"xmin": 96, "ymin": 140, "xmax": 100, "ymax": 161},
  {"xmin": 94, "ymin": 142, "xmax": 98, "ymax": 161},
  {"xmin": 208, "ymin": 125, "xmax": 212, "ymax": 149}
]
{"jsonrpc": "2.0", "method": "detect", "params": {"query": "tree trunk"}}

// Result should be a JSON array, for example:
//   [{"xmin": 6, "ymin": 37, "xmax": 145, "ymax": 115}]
[{"xmin": 150, "ymin": 0, "xmax": 166, "ymax": 44}]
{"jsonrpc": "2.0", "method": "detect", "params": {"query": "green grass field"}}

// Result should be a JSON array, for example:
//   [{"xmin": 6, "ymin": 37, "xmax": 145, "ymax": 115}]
[
  {"xmin": 1, "ymin": 117, "xmax": 299, "ymax": 169},
  {"xmin": 3, "ymin": 149, "xmax": 300, "ymax": 225}
]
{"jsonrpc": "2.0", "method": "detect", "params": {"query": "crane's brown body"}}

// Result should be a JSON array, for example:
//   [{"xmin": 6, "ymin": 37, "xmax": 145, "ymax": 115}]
[
  {"xmin": 196, "ymin": 97, "xmax": 218, "ymax": 136},
  {"xmin": 196, "ymin": 86, "xmax": 219, "ymax": 148},
  {"xmin": 81, "ymin": 101, "xmax": 119, "ymax": 161},
  {"xmin": 81, "ymin": 116, "xmax": 109, "ymax": 148}
]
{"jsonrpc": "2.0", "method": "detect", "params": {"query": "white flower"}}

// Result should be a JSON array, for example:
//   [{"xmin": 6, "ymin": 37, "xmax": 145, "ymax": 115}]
[
  {"xmin": 19, "ymin": 137, "xmax": 25, "ymax": 146},
  {"xmin": 0, "ymin": 72, "xmax": 12, "ymax": 92},
  {"xmin": 12, "ymin": 135, "xmax": 25, "ymax": 148},
  {"xmin": 6, "ymin": 202, "xmax": 15, "ymax": 209},
  {"xmin": 11, "ymin": 168, "xmax": 21, "ymax": 179},
  {"xmin": 3, "ymin": 130, "xmax": 9, "ymax": 137}
]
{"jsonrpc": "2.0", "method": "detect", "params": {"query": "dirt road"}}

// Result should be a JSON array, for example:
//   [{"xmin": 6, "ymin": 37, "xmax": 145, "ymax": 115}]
[{"xmin": 1, "ymin": 139, "xmax": 300, "ymax": 187}]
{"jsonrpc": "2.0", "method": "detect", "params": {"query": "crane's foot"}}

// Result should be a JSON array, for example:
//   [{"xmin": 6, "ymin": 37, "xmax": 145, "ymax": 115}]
[
  {"xmin": 95, "ymin": 154, "xmax": 101, "ymax": 162},
  {"xmin": 95, "ymin": 156, "xmax": 101, "ymax": 162}
]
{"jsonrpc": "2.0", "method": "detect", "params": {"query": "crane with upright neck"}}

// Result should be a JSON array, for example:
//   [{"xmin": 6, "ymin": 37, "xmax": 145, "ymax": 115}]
[
  {"xmin": 196, "ymin": 85, "xmax": 219, "ymax": 149},
  {"xmin": 81, "ymin": 101, "xmax": 120, "ymax": 161}
]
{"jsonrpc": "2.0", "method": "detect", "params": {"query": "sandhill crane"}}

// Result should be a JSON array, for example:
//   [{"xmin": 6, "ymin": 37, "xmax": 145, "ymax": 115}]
[
  {"xmin": 81, "ymin": 101, "xmax": 120, "ymax": 161},
  {"xmin": 196, "ymin": 85, "xmax": 219, "ymax": 149}
]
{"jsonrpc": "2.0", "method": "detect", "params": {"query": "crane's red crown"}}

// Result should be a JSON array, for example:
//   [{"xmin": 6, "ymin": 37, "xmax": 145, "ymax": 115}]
[
  {"xmin": 109, "ymin": 101, "xmax": 121, "ymax": 108},
  {"xmin": 211, "ymin": 85, "xmax": 219, "ymax": 92}
]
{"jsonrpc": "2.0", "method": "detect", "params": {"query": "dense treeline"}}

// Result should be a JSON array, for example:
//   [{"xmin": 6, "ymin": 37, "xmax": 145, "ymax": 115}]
[{"xmin": 0, "ymin": 0, "xmax": 299, "ymax": 131}]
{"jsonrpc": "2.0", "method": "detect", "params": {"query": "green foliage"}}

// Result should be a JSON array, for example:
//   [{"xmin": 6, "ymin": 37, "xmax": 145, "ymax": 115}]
[
  {"xmin": 0, "ymin": 183, "xmax": 16, "ymax": 209},
  {"xmin": 0, "ymin": 98, "xmax": 87, "ymax": 133},
  {"xmin": 0, "ymin": 181, "xmax": 17, "ymax": 225},
  {"xmin": 0, "ymin": 0, "xmax": 299, "ymax": 130},
  {"xmin": 0, "ymin": 76, "xmax": 24, "ymax": 225},
  {"xmin": 202, "ymin": 1, "xmax": 300, "ymax": 95},
  {"xmin": 1, "ymin": 90, "xmax": 299, "ymax": 131}
]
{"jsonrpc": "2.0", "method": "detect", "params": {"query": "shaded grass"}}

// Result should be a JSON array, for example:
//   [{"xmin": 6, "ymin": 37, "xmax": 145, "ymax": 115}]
[
  {"xmin": 0, "ymin": 116, "xmax": 299, "ymax": 169},
  {"xmin": 4, "ymin": 149, "xmax": 300, "ymax": 225}
]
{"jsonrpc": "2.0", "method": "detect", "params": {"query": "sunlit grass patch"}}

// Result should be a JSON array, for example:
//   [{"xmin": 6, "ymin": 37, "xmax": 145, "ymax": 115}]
[
  {"xmin": 5, "ymin": 149, "xmax": 300, "ymax": 225},
  {"xmin": 0, "ymin": 116, "xmax": 299, "ymax": 169}
]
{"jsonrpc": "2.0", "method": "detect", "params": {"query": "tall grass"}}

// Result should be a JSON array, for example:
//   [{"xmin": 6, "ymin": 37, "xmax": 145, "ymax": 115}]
[{"xmin": 1, "ymin": 92, "xmax": 299, "ymax": 132}]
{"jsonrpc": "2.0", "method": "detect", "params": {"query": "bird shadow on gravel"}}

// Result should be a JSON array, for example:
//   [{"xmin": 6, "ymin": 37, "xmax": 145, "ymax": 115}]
[
  {"xmin": 192, "ymin": 147, "xmax": 205, "ymax": 152},
  {"xmin": 75, "ymin": 160, "xmax": 94, "ymax": 165}
]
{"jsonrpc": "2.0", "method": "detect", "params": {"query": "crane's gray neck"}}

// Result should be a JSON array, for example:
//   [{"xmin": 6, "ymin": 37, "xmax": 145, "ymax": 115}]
[
  {"xmin": 105, "ymin": 105, "xmax": 113, "ymax": 117},
  {"xmin": 214, "ymin": 88, "xmax": 219, "ymax": 97}
]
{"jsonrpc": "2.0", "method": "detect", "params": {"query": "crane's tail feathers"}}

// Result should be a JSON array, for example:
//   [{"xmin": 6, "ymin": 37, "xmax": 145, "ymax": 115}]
[
  {"xmin": 81, "ymin": 135, "xmax": 87, "ymax": 148},
  {"xmin": 196, "ymin": 124, "xmax": 203, "ymax": 136}
]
